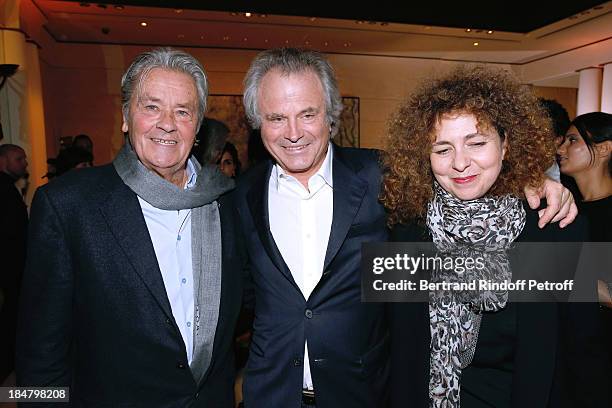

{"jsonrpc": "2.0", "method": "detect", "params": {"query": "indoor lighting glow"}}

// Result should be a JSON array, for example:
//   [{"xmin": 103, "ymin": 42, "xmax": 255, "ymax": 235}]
[
  {"xmin": 473, "ymin": 42, "xmax": 479, "ymax": 46},
  {"xmin": 140, "ymin": 22, "xmax": 148, "ymax": 27}
]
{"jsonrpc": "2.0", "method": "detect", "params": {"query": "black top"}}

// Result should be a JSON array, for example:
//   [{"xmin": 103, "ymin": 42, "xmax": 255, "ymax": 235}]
[
  {"xmin": 578, "ymin": 195, "xmax": 612, "ymax": 242},
  {"xmin": 0, "ymin": 171, "xmax": 28, "ymax": 293},
  {"xmin": 388, "ymin": 201, "xmax": 606, "ymax": 408},
  {"xmin": 461, "ymin": 304, "xmax": 516, "ymax": 408}
]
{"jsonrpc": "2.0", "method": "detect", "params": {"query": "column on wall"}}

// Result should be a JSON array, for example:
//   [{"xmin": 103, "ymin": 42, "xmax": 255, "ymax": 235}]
[
  {"xmin": 0, "ymin": 0, "xmax": 48, "ymax": 203},
  {"xmin": 576, "ymin": 67, "xmax": 602, "ymax": 115},
  {"xmin": 601, "ymin": 62, "xmax": 612, "ymax": 114}
]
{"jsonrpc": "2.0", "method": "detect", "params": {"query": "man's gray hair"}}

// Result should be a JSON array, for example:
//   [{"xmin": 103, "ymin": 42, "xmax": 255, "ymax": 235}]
[
  {"xmin": 121, "ymin": 48, "xmax": 208, "ymax": 131},
  {"xmin": 243, "ymin": 48, "xmax": 344, "ymax": 137}
]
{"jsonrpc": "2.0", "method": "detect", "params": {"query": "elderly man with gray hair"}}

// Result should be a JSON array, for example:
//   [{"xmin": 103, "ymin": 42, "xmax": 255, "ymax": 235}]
[{"xmin": 17, "ymin": 48, "xmax": 246, "ymax": 407}]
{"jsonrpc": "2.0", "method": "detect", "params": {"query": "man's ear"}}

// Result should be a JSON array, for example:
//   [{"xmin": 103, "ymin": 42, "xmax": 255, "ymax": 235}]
[{"xmin": 122, "ymin": 116, "xmax": 129, "ymax": 133}]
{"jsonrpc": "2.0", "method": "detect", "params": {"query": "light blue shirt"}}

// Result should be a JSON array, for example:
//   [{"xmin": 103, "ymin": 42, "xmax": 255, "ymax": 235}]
[{"xmin": 138, "ymin": 159, "xmax": 197, "ymax": 364}]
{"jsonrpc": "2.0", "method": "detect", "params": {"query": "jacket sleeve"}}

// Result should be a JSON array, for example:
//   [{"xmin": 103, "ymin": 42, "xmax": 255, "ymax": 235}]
[{"xmin": 16, "ymin": 187, "xmax": 74, "ymax": 392}]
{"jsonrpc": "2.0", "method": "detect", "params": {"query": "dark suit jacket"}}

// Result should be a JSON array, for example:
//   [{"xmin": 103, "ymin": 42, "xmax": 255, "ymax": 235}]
[
  {"xmin": 0, "ymin": 172, "xmax": 28, "ymax": 378},
  {"xmin": 0, "ymin": 171, "xmax": 27, "ymax": 292},
  {"xmin": 389, "ymin": 204, "xmax": 607, "ymax": 408},
  {"xmin": 16, "ymin": 164, "xmax": 246, "ymax": 407},
  {"xmin": 235, "ymin": 145, "xmax": 390, "ymax": 408}
]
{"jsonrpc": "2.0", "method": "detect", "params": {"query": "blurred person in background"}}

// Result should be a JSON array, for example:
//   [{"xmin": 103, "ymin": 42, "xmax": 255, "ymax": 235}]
[
  {"xmin": 0, "ymin": 144, "xmax": 28, "ymax": 383},
  {"xmin": 218, "ymin": 142, "xmax": 241, "ymax": 178}
]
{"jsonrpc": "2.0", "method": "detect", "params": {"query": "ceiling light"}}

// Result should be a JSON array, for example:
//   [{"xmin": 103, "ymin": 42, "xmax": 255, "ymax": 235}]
[
  {"xmin": 245, "ymin": 12, "xmax": 252, "ymax": 17},
  {"xmin": 260, "ymin": 14, "xmax": 267, "ymax": 18},
  {"xmin": 139, "ymin": 22, "xmax": 148, "ymax": 27},
  {"xmin": 174, "ymin": 9, "xmax": 183, "ymax": 14},
  {"xmin": 473, "ymin": 42, "xmax": 479, "ymax": 46},
  {"xmin": 243, "ymin": 37, "xmax": 248, "ymax": 41},
  {"xmin": 356, "ymin": 20, "xmax": 365, "ymax": 24},
  {"xmin": 465, "ymin": 28, "xmax": 472, "ymax": 32},
  {"xmin": 309, "ymin": 17, "xmax": 317, "ymax": 22},
  {"xmin": 114, "ymin": 5, "xmax": 124, "ymax": 10},
  {"xmin": 487, "ymin": 30, "xmax": 494, "ymax": 34}
]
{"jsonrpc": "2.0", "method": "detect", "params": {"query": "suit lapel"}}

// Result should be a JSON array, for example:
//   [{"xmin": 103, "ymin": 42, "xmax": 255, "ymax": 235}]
[
  {"xmin": 323, "ymin": 146, "xmax": 368, "ymax": 271},
  {"xmin": 246, "ymin": 162, "xmax": 300, "ymax": 291},
  {"xmin": 98, "ymin": 176, "xmax": 175, "ymax": 321}
]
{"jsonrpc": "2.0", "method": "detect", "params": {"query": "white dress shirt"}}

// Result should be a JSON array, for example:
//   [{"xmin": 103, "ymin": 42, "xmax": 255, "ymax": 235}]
[
  {"xmin": 268, "ymin": 143, "xmax": 334, "ymax": 390},
  {"xmin": 138, "ymin": 159, "xmax": 197, "ymax": 364}
]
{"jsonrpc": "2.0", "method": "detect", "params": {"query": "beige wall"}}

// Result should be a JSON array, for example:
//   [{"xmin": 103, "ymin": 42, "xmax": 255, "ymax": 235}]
[{"xmin": 532, "ymin": 86, "xmax": 577, "ymax": 120}]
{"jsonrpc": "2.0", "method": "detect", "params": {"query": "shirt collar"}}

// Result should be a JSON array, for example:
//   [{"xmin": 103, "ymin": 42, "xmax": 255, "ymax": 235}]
[
  {"xmin": 184, "ymin": 158, "xmax": 198, "ymax": 190},
  {"xmin": 271, "ymin": 142, "xmax": 334, "ymax": 191}
]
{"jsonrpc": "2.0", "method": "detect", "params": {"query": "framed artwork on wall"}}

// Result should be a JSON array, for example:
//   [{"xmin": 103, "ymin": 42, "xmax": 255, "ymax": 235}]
[{"xmin": 205, "ymin": 95, "xmax": 360, "ymax": 171}]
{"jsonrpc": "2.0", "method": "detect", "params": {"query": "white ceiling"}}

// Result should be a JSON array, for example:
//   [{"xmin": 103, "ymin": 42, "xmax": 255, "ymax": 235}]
[{"xmin": 20, "ymin": 1, "xmax": 612, "ymax": 87}]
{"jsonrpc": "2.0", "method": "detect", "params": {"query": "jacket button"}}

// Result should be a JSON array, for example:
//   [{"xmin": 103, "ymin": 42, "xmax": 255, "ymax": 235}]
[
  {"xmin": 177, "ymin": 362, "xmax": 186, "ymax": 369},
  {"xmin": 304, "ymin": 309, "xmax": 313, "ymax": 319},
  {"xmin": 165, "ymin": 318, "xmax": 172, "ymax": 325},
  {"xmin": 293, "ymin": 358, "xmax": 302, "ymax": 366}
]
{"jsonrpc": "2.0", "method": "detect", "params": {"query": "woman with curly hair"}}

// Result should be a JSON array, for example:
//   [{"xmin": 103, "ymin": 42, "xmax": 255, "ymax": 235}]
[{"xmin": 382, "ymin": 65, "xmax": 605, "ymax": 407}]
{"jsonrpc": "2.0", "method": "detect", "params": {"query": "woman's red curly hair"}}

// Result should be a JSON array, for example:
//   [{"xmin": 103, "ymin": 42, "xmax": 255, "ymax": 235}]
[{"xmin": 381, "ymin": 65, "xmax": 555, "ymax": 225}]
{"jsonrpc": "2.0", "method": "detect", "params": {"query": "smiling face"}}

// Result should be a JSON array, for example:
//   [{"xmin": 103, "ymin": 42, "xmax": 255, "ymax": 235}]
[
  {"xmin": 557, "ymin": 126, "xmax": 593, "ymax": 176},
  {"xmin": 257, "ymin": 69, "xmax": 330, "ymax": 187},
  {"xmin": 122, "ymin": 68, "xmax": 198, "ymax": 186},
  {"xmin": 430, "ymin": 113, "xmax": 507, "ymax": 200}
]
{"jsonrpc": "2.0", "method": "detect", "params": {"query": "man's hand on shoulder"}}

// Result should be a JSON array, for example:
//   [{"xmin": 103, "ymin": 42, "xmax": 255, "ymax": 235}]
[{"xmin": 524, "ymin": 177, "xmax": 578, "ymax": 229}]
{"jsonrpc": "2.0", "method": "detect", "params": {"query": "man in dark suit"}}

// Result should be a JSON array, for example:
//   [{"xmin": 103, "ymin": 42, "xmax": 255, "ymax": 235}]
[
  {"xmin": 235, "ymin": 47, "xmax": 390, "ymax": 408},
  {"xmin": 0, "ymin": 144, "xmax": 28, "ymax": 382},
  {"xmin": 17, "ymin": 48, "xmax": 245, "ymax": 407},
  {"xmin": 235, "ymin": 48, "xmax": 578, "ymax": 408}
]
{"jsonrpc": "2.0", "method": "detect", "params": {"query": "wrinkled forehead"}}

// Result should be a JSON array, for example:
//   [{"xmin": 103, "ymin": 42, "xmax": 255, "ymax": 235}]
[{"xmin": 133, "ymin": 67, "xmax": 197, "ymax": 103}]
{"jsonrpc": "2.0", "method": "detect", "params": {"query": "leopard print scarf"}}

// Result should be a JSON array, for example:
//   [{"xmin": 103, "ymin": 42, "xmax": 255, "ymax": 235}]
[{"xmin": 426, "ymin": 182, "xmax": 526, "ymax": 407}]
